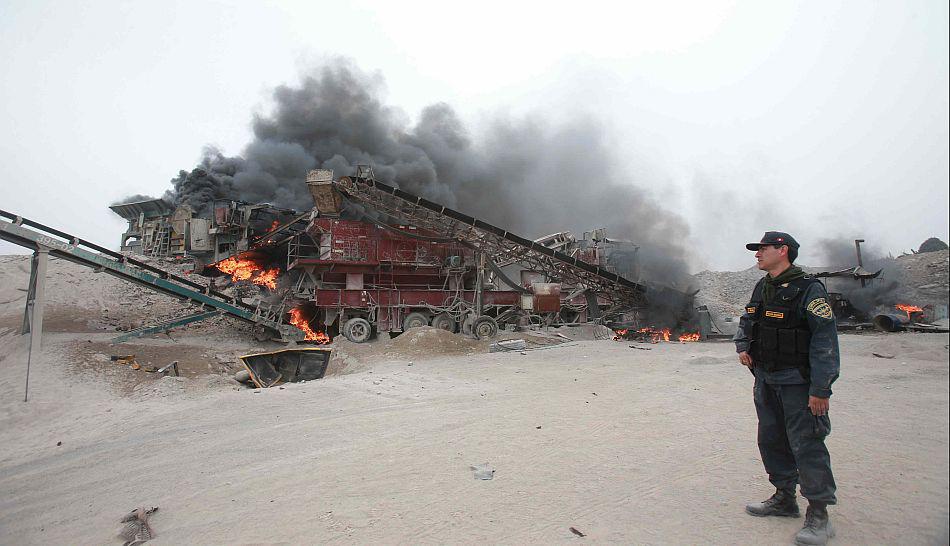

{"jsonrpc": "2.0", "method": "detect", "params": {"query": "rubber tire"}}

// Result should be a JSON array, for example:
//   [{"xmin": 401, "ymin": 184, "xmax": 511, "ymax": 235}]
[
  {"xmin": 431, "ymin": 313, "xmax": 457, "ymax": 333},
  {"xmin": 473, "ymin": 316, "xmax": 499, "ymax": 339},
  {"xmin": 403, "ymin": 312, "xmax": 430, "ymax": 331},
  {"xmin": 343, "ymin": 317, "xmax": 373, "ymax": 343}
]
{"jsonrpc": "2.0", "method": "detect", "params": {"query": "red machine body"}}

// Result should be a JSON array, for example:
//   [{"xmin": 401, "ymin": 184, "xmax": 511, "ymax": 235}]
[{"xmin": 287, "ymin": 218, "xmax": 522, "ymax": 335}]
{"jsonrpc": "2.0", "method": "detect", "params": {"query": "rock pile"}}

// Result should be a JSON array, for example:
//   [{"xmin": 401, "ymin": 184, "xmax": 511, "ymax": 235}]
[{"xmin": 691, "ymin": 249, "xmax": 949, "ymax": 321}]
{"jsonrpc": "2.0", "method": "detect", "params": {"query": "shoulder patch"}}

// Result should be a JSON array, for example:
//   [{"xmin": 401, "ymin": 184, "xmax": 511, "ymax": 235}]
[
  {"xmin": 807, "ymin": 298, "xmax": 833, "ymax": 319},
  {"xmin": 746, "ymin": 306, "xmax": 757, "ymax": 314}
]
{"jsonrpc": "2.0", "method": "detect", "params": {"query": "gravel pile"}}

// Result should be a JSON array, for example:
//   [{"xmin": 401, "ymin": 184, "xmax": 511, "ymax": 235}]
[
  {"xmin": 691, "ymin": 249, "xmax": 949, "ymax": 321},
  {"xmin": 892, "ymin": 249, "xmax": 949, "ymax": 307},
  {"xmin": 691, "ymin": 266, "xmax": 764, "ymax": 320}
]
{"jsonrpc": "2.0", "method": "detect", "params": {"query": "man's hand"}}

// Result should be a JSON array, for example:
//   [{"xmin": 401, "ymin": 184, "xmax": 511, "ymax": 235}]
[
  {"xmin": 738, "ymin": 351, "xmax": 753, "ymax": 368},
  {"xmin": 808, "ymin": 396, "xmax": 829, "ymax": 416}
]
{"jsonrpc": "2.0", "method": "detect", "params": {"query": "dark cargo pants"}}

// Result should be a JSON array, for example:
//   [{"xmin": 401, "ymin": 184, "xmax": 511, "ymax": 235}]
[{"xmin": 753, "ymin": 380, "xmax": 837, "ymax": 504}]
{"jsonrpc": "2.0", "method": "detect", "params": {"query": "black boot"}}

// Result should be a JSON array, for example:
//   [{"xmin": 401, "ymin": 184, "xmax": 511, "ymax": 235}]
[
  {"xmin": 745, "ymin": 488, "xmax": 800, "ymax": 517},
  {"xmin": 795, "ymin": 501, "xmax": 835, "ymax": 545}
]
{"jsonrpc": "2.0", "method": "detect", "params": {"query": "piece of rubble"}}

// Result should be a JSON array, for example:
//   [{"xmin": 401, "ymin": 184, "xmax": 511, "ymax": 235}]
[
  {"xmin": 156, "ymin": 361, "xmax": 180, "ymax": 376},
  {"xmin": 118, "ymin": 506, "xmax": 158, "ymax": 545},
  {"xmin": 471, "ymin": 463, "xmax": 495, "ymax": 480},
  {"xmin": 240, "ymin": 347, "xmax": 332, "ymax": 388},
  {"xmin": 489, "ymin": 339, "xmax": 527, "ymax": 352}
]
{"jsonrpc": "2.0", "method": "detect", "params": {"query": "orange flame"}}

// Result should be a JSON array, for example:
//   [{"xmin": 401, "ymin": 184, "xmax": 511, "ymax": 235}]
[
  {"xmin": 270, "ymin": 220, "xmax": 280, "ymax": 231},
  {"xmin": 637, "ymin": 327, "xmax": 671, "ymax": 343},
  {"xmin": 254, "ymin": 268, "xmax": 280, "ymax": 290},
  {"xmin": 616, "ymin": 328, "xmax": 700, "ymax": 343},
  {"xmin": 895, "ymin": 304, "xmax": 923, "ymax": 320},
  {"xmin": 215, "ymin": 256, "xmax": 280, "ymax": 290},
  {"xmin": 289, "ymin": 308, "xmax": 330, "ymax": 343}
]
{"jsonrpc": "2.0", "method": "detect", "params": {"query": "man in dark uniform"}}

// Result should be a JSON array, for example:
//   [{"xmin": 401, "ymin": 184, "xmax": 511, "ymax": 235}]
[{"xmin": 734, "ymin": 232, "xmax": 839, "ymax": 546}]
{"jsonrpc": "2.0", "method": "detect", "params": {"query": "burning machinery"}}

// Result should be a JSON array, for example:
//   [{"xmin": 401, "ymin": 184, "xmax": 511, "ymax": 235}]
[
  {"xmin": 104, "ymin": 166, "xmax": 698, "ymax": 343},
  {"xmin": 110, "ymin": 198, "xmax": 300, "ymax": 267}
]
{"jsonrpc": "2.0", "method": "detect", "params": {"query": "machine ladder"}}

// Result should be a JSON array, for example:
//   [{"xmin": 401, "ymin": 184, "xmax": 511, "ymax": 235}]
[{"xmin": 143, "ymin": 222, "xmax": 171, "ymax": 257}]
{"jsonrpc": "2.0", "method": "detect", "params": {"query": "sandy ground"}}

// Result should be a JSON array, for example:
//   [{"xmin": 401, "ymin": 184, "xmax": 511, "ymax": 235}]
[{"xmin": 1, "ymin": 326, "xmax": 947, "ymax": 545}]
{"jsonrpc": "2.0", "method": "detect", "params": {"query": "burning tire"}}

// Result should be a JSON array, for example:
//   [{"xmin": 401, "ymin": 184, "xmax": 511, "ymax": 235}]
[
  {"xmin": 343, "ymin": 317, "xmax": 373, "ymax": 343},
  {"xmin": 473, "ymin": 316, "xmax": 499, "ymax": 339},
  {"xmin": 403, "ymin": 312, "xmax": 430, "ymax": 331},
  {"xmin": 431, "ymin": 313, "xmax": 457, "ymax": 333}
]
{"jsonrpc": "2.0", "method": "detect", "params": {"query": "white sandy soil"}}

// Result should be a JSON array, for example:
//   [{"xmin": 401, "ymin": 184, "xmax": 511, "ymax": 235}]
[
  {"xmin": 1, "ymin": 325, "xmax": 947, "ymax": 545},
  {"xmin": 1, "ymin": 252, "xmax": 947, "ymax": 544}
]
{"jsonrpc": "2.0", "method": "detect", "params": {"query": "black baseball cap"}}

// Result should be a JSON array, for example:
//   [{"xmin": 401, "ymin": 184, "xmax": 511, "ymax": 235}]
[{"xmin": 746, "ymin": 231, "xmax": 800, "ymax": 251}]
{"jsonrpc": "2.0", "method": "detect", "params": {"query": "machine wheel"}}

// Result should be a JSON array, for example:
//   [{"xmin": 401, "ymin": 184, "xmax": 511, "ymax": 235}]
[
  {"xmin": 431, "ymin": 313, "xmax": 457, "ymax": 333},
  {"xmin": 403, "ymin": 312, "xmax": 430, "ymax": 331},
  {"xmin": 461, "ymin": 314, "xmax": 475, "ymax": 336},
  {"xmin": 473, "ymin": 316, "xmax": 499, "ymax": 339},
  {"xmin": 343, "ymin": 317, "xmax": 373, "ymax": 343}
]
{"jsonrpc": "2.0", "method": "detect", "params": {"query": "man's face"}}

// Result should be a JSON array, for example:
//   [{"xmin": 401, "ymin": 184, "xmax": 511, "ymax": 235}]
[{"xmin": 755, "ymin": 244, "xmax": 787, "ymax": 271}]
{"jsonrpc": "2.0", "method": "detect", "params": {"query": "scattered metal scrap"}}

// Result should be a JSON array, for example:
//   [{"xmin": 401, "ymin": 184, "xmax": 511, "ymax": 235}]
[
  {"xmin": 239, "ymin": 347, "xmax": 332, "ymax": 388},
  {"xmin": 470, "ymin": 463, "xmax": 495, "ymax": 480},
  {"xmin": 490, "ymin": 339, "xmax": 527, "ymax": 352},
  {"xmin": 110, "ymin": 355, "xmax": 181, "ymax": 375},
  {"xmin": 119, "ymin": 506, "xmax": 158, "ymax": 546},
  {"xmin": 155, "ymin": 361, "xmax": 181, "ymax": 376},
  {"xmin": 111, "ymin": 354, "xmax": 137, "ymax": 366}
]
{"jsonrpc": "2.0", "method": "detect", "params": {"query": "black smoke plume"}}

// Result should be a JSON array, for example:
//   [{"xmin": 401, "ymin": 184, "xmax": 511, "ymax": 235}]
[
  {"xmin": 816, "ymin": 237, "xmax": 903, "ymax": 314},
  {"xmin": 160, "ymin": 59, "xmax": 693, "ymax": 287}
]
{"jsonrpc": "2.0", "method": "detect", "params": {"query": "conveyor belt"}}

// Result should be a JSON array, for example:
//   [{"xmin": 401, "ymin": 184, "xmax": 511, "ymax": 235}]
[
  {"xmin": 334, "ymin": 173, "xmax": 648, "ymax": 308},
  {"xmin": 0, "ymin": 209, "xmax": 303, "ymax": 340}
]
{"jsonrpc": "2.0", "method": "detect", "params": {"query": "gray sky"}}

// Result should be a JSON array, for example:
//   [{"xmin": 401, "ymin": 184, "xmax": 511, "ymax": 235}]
[{"xmin": 1, "ymin": 0, "xmax": 947, "ymax": 271}]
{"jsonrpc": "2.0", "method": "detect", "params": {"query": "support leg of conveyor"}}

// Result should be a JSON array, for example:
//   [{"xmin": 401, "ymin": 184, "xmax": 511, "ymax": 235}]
[{"xmin": 23, "ymin": 248, "xmax": 49, "ymax": 402}]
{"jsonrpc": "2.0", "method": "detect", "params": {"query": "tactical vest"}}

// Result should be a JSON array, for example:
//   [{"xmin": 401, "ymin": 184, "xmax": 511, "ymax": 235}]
[{"xmin": 746, "ymin": 276, "xmax": 821, "ymax": 372}]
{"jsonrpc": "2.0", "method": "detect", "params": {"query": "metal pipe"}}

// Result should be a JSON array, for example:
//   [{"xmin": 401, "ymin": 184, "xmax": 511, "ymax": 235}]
[
  {"xmin": 855, "ymin": 239, "xmax": 866, "ymax": 287},
  {"xmin": 873, "ymin": 313, "xmax": 907, "ymax": 332}
]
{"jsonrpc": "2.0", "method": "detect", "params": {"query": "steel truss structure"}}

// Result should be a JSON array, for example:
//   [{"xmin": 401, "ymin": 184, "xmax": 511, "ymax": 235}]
[
  {"xmin": 0, "ymin": 210, "xmax": 303, "ymax": 342},
  {"xmin": 335, "ymin": 170, "xmax": 649, "ymax": 311}
]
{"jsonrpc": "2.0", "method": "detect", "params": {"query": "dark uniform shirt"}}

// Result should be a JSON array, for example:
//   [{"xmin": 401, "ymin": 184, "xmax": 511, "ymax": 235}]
[{"xmin": 734, "ymin": 280, "xmax": 840, "ymax": 398}]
